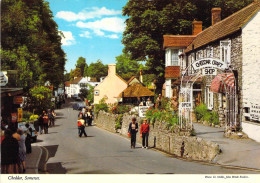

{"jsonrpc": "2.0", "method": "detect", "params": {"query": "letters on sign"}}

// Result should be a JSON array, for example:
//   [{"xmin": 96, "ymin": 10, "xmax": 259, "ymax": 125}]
[
  {"xmin": 192, "ymin": 58, "xmax": 227, "ymax": 70},
  {"xmin": 180, "ymin": 102, "xmax": 191, "ymax": 109},
  {"xmin": 250, "ymin": 103, "xmax": 260, "ymax": 121},
  {"xmin": 202, "ymin": 68, "xmax": 217, "ymax": 76},
  {"xmin": 139, "ymin": 106, "xmax": 149, "ymax": 118}
]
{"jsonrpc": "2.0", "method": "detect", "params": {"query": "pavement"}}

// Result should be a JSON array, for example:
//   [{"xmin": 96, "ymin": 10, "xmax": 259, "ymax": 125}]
[
  {"xmin": 193, "ymin": 122, "xmax": 260, "ymax": 170},
  {"xmin": 24, "ymin": 146, "xmax": 42, "ymax": 174}
]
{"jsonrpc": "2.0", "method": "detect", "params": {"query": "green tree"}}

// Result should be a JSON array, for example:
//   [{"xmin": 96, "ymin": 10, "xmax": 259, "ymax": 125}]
[
  {"xmin": 87, "ymin": 60, "xmax": 107, "ymax": 81},
  {"xmin": 70, "ymin": 68, "xmax": 82, "ymax": 79},
  {"xmin": 116, "ymin": 53, "xmax": 141, "ymax": 76},
  {"xmin": 1, "ymin": 0, "xmax": 66, "ymax": 89},
  {"xmin": 83, "ymin": 64, "xmax": 88, "ymax": 77},
  {"xmin": 28, "ymin": 86, "xmax": 53, "ymax": 114},
  {"xmin": 79, "ymin": 84, "xmax": 94, "ymax": 103},
  {"xmin": 75, "ymin": 57, "xmax": 87, "ymax": 76},
  {"xmin": 122, "ymin": 0, "xmax": 253, "ymax": 93}
]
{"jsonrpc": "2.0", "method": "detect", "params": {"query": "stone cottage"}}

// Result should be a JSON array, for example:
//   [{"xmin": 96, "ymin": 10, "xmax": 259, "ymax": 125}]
[{"xmin": 163, "ymin": 1, "xmax": 260, "ymax": 142}]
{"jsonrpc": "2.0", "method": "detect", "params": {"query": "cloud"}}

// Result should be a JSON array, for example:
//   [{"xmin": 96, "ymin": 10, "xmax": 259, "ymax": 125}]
[
  {"xmin": 94, "ymin": 29, "xmax": 105, "ymax": 36},
  {"xmin": 105, "ymin": 34, "xmax": 119, "ymax": 39},
  {"xmin": 79, "ymin": 31, "xmax": 92, "ymax": 38},
  {"xmin": 76, "ymin": 17, "xmax": 125, "ymax": 33},
  {"xmin": 59, "ymin": 31, "xmax": 76, "ymax": 46},
  {"xmin": 56, "ymin": 7, "xmax": 121, "ymax": 22}
]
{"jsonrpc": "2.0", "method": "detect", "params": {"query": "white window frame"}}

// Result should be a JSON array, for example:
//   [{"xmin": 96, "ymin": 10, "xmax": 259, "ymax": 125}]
[
  {"xmin": 206, "ymin": 46, "xmax": 213, "ymax": 58},
  {"xmin": 218, "ymin": 93, "xmax": 223, "ymax": 109},
  {"xmin": 94, "ymin": 90, "xmax": 99, "ymax": 96},
  {"xmin": 171, "ymin": 49, "xmax": 179, "ymax": 66},
  {"xmin": 205, "ymin": 86, "xmax": 214, "ymax": 110},
  {"xmin": 220, "ymin": 40, "xmax": 231, "ymax": 66}
]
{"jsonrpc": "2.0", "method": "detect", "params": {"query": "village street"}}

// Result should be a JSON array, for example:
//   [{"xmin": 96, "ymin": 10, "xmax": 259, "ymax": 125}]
[{"xmin": 31, "ymin": 100, "xmax": 257, "ymax": 174}]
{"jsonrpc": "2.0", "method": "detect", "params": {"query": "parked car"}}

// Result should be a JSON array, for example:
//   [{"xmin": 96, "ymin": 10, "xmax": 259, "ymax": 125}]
[
  {"xmin": 72, "ymin": 103, "xmax": 86, "ymax": 110},
  {"xmin": 18, "ymin": 122, "xmax": 37, "ymax": 143}
]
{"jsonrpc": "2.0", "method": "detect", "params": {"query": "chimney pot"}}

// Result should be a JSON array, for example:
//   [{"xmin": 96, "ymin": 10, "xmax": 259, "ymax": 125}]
[
  {"xmin": 192, "ymin": 20, "xmax": 203, "ymax": 35},
  {"xmin": 211, "ymin": 8, "xmax": 221, "ymax": 25}
]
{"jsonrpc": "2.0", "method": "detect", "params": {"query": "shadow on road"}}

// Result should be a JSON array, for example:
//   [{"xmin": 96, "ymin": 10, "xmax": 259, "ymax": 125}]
[{"xmin": 47, "ymin": 162, "xmax": 67, "ymax": 174}]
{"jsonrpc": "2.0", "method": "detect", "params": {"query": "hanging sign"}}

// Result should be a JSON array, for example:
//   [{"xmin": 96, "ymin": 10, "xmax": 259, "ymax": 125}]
[
  {"xmin": 250, "ymin": 103, "xmax": 260, "ymax": 121},
  {"xmin": 13, "ymin": 96, "xmax": 24, "ymax": 104},
  {"xmin": 17, "ymin": 108, "xmax": 23, "ymax": 122},
  {"xmin": 180, "ymin": 102, "xmax": 191, "ymax": 109},
  {"xmin": 192, "ymin": 58, "xmax": 227, "ymax": 70},
  {"xmin": 139, "ymin": 106, "xmax": 149, "ymax": 118},
  {"xmin": 11, "ymin": 113, "xmax": 18, "ymax": 123},
  {"xmin": 0, "ymin": 71, "xmax": 8, "ymax": 86},
  {"xmin": 202, "ymin": 68, "xmax": 217, "ymax": 75}
]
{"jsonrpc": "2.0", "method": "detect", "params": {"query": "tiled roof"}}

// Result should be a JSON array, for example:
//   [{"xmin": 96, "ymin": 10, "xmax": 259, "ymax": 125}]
[
  {"xmin": 185, "ymin": 1, "xmax": 260, "ymax": 53},
  {"xmin": 163, "ymin": 35, "xmax": 196, "ymax": 49},
  {"xmin": 71, "ymin": 77, "xmax": 82, "ymax": 84}
]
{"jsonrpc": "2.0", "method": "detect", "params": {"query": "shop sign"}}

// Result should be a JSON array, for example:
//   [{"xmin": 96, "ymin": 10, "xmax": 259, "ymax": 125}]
[
  {"xmin": 139, "ymin": 106, "xmax": 149, "ymax": 118},
  {"xmin": 17, "ymin": 108, "xmax": 23, "ymax": 122},
  {"xmin": 192, "ymin": 58, "xmax": 227, "ymax": 70},
  {"xmin": 202, "ymin": 68, "xmax": 217, "ymax": 76},
  {"xmin": 0, "ymin": 71, "xmax": 8, "ymax": 86},
  {"xmin": 250, "ymin": 103, "xmax": 260, "ymax": 121},
  {"xmin": 13, "ymin": 96, "xmax": 24, "ymax": 104},
  {"xmin": 11, "ymin": 113, "xmax": 17, "ymax": 123},
  {"xmin": 180, "ymin": 102, "xmax": 191, "ymax": 109}
]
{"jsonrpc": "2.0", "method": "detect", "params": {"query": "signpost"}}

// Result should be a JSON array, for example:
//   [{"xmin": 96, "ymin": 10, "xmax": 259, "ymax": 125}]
[
  {"xmin": 180, "ymin": 102, "xmax": 192, "ymax": 109},
  {"xmin": 250, "ymin": 103, "xmax": 260, "ymax": 121},
  {"xmin": 139, "ymin": 106, "xmax": 149, "ymax": 118},
  {"xmin": 192, "ymin": 58, "xmax": 227, "ymax": 71},
  {"xmin": 17, "ymin": 108, "xmax": 23, "ymax": 122},
  {"xmin": 202, "ymin": 68, "xmax": 217, "ymax": 75}
]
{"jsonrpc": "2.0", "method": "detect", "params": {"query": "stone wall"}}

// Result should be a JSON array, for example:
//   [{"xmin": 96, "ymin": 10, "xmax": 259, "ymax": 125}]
[{"xmin": 95, "ymin": 111, "xmax": 220, "ymax": 162}]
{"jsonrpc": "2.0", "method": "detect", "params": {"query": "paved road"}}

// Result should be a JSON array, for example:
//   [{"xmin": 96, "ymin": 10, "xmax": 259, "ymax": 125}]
[{"xmin": 33, "ymin": 101, "xmax": 258, "ymax": 174}]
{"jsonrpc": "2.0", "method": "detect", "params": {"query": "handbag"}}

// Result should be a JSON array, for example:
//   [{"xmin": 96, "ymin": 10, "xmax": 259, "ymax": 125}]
[{"xmin": 128, "ymin": 132, "xmax": 131, "ymax": 138}]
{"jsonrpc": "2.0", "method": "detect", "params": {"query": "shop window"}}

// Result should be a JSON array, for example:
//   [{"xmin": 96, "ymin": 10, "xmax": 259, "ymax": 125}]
[
  {"xmin": 206, "ymin": 46, "xmax": 213, "ymax": 58},
  {"xmin": 220, "ymin": 40, "xmax": 231, "ymax": 66}
]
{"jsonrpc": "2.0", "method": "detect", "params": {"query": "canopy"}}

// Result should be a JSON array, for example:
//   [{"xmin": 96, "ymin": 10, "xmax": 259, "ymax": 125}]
[{"xmin": 210, "ymin": 73, "xmax": 235, "ymax": 93}]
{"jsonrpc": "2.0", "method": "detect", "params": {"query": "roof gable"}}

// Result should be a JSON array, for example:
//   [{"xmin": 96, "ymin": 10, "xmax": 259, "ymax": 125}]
[{"xmin": 185, "ymin": 1, "xmax": 260, "ymax": 53}]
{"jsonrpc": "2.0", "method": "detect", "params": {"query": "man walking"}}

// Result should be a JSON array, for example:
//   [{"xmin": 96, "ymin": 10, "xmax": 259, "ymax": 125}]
[{"xmin": 128, "ymin": 117, "xmax": 138, "ymax": 148}]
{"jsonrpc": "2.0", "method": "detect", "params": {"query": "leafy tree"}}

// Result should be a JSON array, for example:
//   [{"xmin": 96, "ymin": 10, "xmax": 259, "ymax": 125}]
[
  {"xmin": 79, "ymin": 84, "xmax": 94, "ymax": 103},
  {"xmin": 64, "ymin": 72, "xmax": 70, "ymax": 81},
  {"xmin": 70, "ymin": 68, "xmax": 82, "ymax": 79},
  {"xmin": 1, "ymin": 0, "xmax": 66, "ymax": 89},
  {"xmin": 87, "ymin": 60, "xmax": 107, "ymax": 81},
  {"xmin": 76, "ymin": 57, "xmax": 87, "ymax": 76},
  {"xmin": 122, "ymin": 0, "xmax": 253, "ymax": 93},
  {"xmin": 28, "ymin": 86, "xmax": 54, "ymax": 114},
  {"xmin": 83, "ymin": 64, "xmax": 88, "ymax": 77},
  {"xmin": 116, "ymin": 53, "xmax": 141, "ymax": 76}
]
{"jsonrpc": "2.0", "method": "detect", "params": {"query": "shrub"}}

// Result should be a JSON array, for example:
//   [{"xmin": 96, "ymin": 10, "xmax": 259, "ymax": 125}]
[
  {"xmin": 194, "ymin": 104, "xmax": 208, "ymax": 121},
  {"xmin": 211, "ymin": 111, "xmax": 220, "ymax": 125},
  {"xmin": 111, "ymin": 105, "xmax": 130, "ymax": 114},
  {"xmin": 23, "ymin": 111, "xmax": 33, "ymax": 120},
  {"xmin": 115, "ymin": 114, "xmax": 123, "ymax": 130},
  {"xmin": 29, "ymin": 115, "xmax": 39, "ymax": 121},
  {"xmin": 94, "ymin": 98, "xmax": 109, "ymax": 116}
]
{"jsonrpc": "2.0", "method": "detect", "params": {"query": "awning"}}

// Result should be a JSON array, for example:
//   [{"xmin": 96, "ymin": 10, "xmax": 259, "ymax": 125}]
[{"xmin": 210, "ymin": 73, "xmax": 235, "ymax": 93}]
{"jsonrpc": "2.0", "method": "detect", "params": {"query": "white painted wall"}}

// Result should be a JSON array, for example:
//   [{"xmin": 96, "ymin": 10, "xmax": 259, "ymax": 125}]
[
  {"xmin": 242, "ymin": 122, "xmax": 260, "ymax": 142},
  {"xmin": 165, "ymin": 79, "xmax": 172, "ymax": 98},
  {"xmin": 241, "ymin": 10, "xmax": 260, "ymax": 141}
]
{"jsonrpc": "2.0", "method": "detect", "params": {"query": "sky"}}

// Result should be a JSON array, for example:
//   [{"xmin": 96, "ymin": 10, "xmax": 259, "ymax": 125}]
[{"xmin": 46, "ymin": 0, "xmax": 128, "ymax": 73}]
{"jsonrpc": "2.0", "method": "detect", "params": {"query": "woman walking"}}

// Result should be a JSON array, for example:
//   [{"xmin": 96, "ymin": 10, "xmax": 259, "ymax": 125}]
[
  {"xmin": 43, "ymin": 113, "xmax": 49, "ymax": 134},
  {"xmin": 17, "ymin": 129, "xmax": 26, "ymax": 173},
  {"xmin": 128, "ymin": 117, "xmax": 138, "ymax": 149},
  {"xmin": 140, "ymin": 119, "xmax": 150, "ymax": 149},
  {"xmin": 1, "ymin": 129, "xmax": 19, "ymax": 173},
  {"xmin": 25, "ymin": 123, "xmax": 32, "ymax": 154}
]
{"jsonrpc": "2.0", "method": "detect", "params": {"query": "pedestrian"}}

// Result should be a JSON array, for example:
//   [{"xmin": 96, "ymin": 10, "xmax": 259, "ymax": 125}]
[
  {"xmin": 38, "ymin": 114, "xmax": 44, "ymax": 134},
  {"xmin": 25, "ymin": 123, "xmax": 32, "ymax": 154},
  {"xmin": 77, "ymin": 117, "xmax": 87, "ymax": 137},
  {"xmin": 156, "ymin": 94, "xmax": 162, "ymax": 109},
  {"xmin": 1, "ymin": 129, "xmax": 19, "ymax": 174},
  {"xmin": 128, "ymin": 117, "xmax": 138, "ymax": 148},
  {"xmin": 17, "ymin": 129, "xmax": 26, "ymax": 173},
  {"xmin": 50, "ymin": 110, "xmax": 56, "ymax": 127},
  {"xmin": 87, "ymin": 109, "xmax": 93, "ymax": 126},
  {"xmin": 140, "ymin": 118, "xmax": 150, "ymax": 149},
  {"xmin": 43, "ymin": 113, "xmax": 49, "ymax": 134}
]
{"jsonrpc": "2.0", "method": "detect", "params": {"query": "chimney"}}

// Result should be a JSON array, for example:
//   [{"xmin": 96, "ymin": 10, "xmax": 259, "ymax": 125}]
[
  {"xmin": 211, "ymin": 8, "xmax": 221, "ymax": 25},
  {"xmin": 108, "ymin": 64, "xmax": 116, "ymax": 76},
  {"xmin": 192, "ymin": 20, "xmax": 202, "ymax": 35}
]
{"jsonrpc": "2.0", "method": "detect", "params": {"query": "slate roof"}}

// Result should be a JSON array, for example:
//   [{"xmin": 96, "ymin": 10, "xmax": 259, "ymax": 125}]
[{"xmin": 185, "ymin": 1, "xmax": 260, "ymax": 53}]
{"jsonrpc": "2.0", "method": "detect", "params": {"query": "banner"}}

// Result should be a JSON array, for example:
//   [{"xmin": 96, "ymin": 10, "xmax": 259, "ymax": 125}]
[
  {"xmin": 17, "ymin": 108, "xmax": 23, "ymax": 122},
  {"xmin": 11, "ymin": 113, "xmax": 17, "ymax": 123}
]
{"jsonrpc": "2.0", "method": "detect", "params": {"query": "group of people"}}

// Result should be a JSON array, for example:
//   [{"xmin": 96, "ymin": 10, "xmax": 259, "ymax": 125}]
[
  {"xmin": 77, "ymin": 107, "xmax": 93, "ymax": 137},
  {"xmin": 128, "ymin": 117, "xmax": 150, "ymax": 149},
  {"xmin": 1, "ymin": 122, "xmax": 33, "ymax": 174},
  {"xmin": 37, "ymin": 110, "xmax": 56, "ymax": 134}
]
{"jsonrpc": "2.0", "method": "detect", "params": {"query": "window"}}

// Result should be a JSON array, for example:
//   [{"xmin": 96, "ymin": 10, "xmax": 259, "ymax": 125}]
[
  {"xmin": 218, "ymin": 93, "xmax": 223, "ymax": 108},
  {"xmin": 206, "ymin": 46, "xmax": 213, "ymax": 58},
  {"xmin": 94, "ymin": 90, "xmax": 99, "ymax": 96},
  {"xmin": 220, "ymin": 40, "xmax": 231, "ymax": 66},
  {"xmin": 165, "ymin": 49, "xmax": 170, "ymax": 66},
  {"xmin": 171, "ymin": 49, "xmax": 179, "ymax": 66}
]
